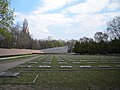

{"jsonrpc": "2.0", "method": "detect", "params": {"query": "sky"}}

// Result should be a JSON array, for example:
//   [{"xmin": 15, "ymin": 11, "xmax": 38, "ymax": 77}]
[{"xmin": 11, "ymin": 0, "xmax": 120, "ymax": 40}]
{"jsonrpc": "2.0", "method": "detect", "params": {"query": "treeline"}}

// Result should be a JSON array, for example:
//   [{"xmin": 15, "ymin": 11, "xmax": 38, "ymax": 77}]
[
  {"xmin": 73, "ymin": 16, "xmax": 120, "ymax": 54},
  {"xmin": 0, "ymin": 19, "xmax": 73, "ymax": 50},
  {"xmin": 73, "ymin": 36, "xmax": 120, "ymax": 54}
]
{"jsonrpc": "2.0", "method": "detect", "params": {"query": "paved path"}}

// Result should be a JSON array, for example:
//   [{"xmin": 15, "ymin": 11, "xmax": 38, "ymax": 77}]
[{"xmin": 0, "ymin": 55, "xmax": 40, "ymax": 72}]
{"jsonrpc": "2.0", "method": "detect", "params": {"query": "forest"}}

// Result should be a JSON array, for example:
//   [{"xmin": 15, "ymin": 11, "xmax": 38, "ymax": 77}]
[{"xmin": 0, "ymin": 0, "xmax": 120, "ymax": 54}]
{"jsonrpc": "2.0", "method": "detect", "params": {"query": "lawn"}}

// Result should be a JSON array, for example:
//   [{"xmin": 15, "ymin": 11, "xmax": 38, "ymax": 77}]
[{"xmin": 0, "ymin": 55, "xmax": 120, "ymax": 90}]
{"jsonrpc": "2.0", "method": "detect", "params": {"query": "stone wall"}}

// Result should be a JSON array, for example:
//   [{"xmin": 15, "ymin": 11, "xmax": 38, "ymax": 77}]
[{"xmin": 40, "ymin": 46, "xmax": 68, "ymax": 53}]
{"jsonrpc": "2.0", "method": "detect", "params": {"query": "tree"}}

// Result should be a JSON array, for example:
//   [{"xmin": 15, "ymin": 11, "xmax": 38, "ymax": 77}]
[
  {"xmin": 0, "ymin": 0, "xmax": 14, "ymax": 29},
  {"xmin": 88, "ymin": 40, "xmax": 97, "ymax": 54},
  {"xmin": 22, "ymin": 19, "xmax": 29, "ymax": 33},
  {"xmin": 0, "ymin": 0, "xmax": 14, "ymax": 48},
  {"xmin": 94, "ymin": 32, "xmax": 108, "ymax": 42},
  {"xmin": 108, "ymin": 38, "xmax": 120, "ymax": 54},
  {"xmin": 94, "ymin": 32, "xmax": 108, "ymax": 54},
  {"xmin": 107, "ymin": 16, "xmax": 120, "ymax": 39},
  {"xmin": 10, "ymin": 23, "xmax": 21, "ymax": 48},
  {"xmin": 73, "ymin": 41, "xmax": 80, "ymax": 54},
  {"xmin": 17, "ymin": 19, "xmax": 32, "ymax": 49},
  {"xmin": 66, "ymin": 40, "xmax": 76, "ymax": 53}
]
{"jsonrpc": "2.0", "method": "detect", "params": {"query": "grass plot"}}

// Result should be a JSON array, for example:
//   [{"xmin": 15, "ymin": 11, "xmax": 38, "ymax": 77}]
[{"xmin": 0, "ymin": 55, "xmax": 120, "ymax": 90}]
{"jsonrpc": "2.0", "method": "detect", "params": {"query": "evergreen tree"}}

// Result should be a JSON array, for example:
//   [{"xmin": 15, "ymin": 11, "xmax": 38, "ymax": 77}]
[{"xmin": 73, "ymin": 41, "xmax": 80, "ymax": 54}]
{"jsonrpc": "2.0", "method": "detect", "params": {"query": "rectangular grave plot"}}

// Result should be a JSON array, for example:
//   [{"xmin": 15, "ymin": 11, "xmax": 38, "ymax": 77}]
[
  {"xmin": 39, "ymin": 65, "xmax": 51, "ymax": 68},
  {"xmin": 87, "ymin": 62, "xmax": 95, "ymax": 64},
  {"xmin": 59, "ymin": 62, "xmax": 67, "ymax": 64},
  {"xmin": 18, "ymin": 65, "xmax": 32, "ymax": 68},
  {"xmin": 69, "ymin": 60, "xmax": 76, "ymax": 61},
  {"xmin": 0, "ymin": 72, "xmax": 21, "ymax": 77},
  {"xmin": 44, "ymin": 60, "xmax": 52, "ymax": 62},
  {"xmin": 98, "ymin": 65, "xmax": 111, "ymax": 68},
  {"xmin": 73, "ymin": 62, "xmax": 81, "ymax": 64},
  {"xmin": 28, "ymin": 62, "xmax": 37, "ymax": 64},
  {"xmin": 80, "ymin": 60, "xmax": 87, "ymax": 61},
  {"xmin": 101, "ymin": 62, "xmax": 108, "ymax": 64},
  {"xmin": 60, "ymin": 66, "xmax": 72, "ymax": 68},
  {"xmin": 43, "ymin": 62, "xmax": 51, "ymax": 64},
  {"xmin": 48, "ymin": 60, "xmax": 52, "ymax": 62},
  {"xmin": 90, "ymin": 60, "xmax": 94, "ymax": 61},
  {"xmin": 79, "ymin": 65, "xmax": 91, "ymax": 68},
  {"xmin": 58, "ymin": 60, "xmax": 64, "ymax": 62}
]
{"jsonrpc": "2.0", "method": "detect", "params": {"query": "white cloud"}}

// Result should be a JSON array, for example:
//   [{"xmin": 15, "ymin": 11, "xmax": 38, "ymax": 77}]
[
  {"xmin": 65, "ymin": 0, "xmax": 109, "ymax": 14},
  {"xmin": 32, "ymin": 0, "xmax": 78, "ymax": 14},
  {"xmin": 63, "ymin": 11, "xmax": 120, "ymax": 38},
  {"xmin": 14, "ymin": 0, "xmax": 120, "ymax": 39},
  {"xmin": 74, "ymin": 14, "xmax": 106, "ymax": 28},
  {"xmin": 107, "ymin": 2, "xmax": 120, "ymax": 11},
  {"xmin": 14, "ymin": 11, "xmax": 73, "ymax": 39},
  {"xmin": 28, "ymin": 13, "xmax": 73, "ymax": 39}
]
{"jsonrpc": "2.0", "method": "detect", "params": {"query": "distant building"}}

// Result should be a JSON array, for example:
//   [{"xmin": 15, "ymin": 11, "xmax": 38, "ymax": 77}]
[{"xmin": 41, "ymin": 46, "xmax": 68, "ymax": 53}]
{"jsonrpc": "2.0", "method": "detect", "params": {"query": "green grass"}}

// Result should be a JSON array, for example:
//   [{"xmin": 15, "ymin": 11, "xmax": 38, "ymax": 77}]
[
  {"xmin": 0, "ymin": 70, "xmax": 120, "ymax": 90},
  {"xmin": 0, "ymin": 72, "xmax": 37, "ymax": 84},
  {"xmin": 0, "ymin": 55, "xmax": 120, "ymax": 90},
  {"xmin": 35, "ymin": 70, "xmax": 120, "ymax": 90}
]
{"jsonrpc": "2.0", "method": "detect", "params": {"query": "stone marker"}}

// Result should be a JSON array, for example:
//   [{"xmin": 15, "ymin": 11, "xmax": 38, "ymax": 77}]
[
  {"xmin": 39, "ymin": 65, "xmax": 51, "ymax": 68},
  {"xmin": 59, "ymin": 62, "xmax": 67, "ymax": 64},
  {"xmin": 69, "ymin": 60, "xmax": 75, "ymax": 61},
  {"xmin": 44, "ymin": 60, "xmax": 52, "ymax": 62},
  {"xmin": 79, "ymin": 65, "xmax": 91, "ymax": 68},
  {"xmin": 29, "ymin": 62, "xmax": 37, "ymax": 64},
  {"xmin": 0, "ymin": 72, "xmax": 20, "ymax": 77},
  {"xmin": 103, "ymin": 60, "xmax": 108, "ymax": 61},
  {"xmin": 101, "ymin": 62, "xmax": 108, "ymax": 63},
  {"xmin": 87, "ymin": 62, "xmax": 95, "ymax": 63},
  {"xmin": 80, "ymin": 60, "xmax": 87, "ymax": 61},
  {"xmin": 60, "ymin": 66, "xmax": 72, "ymax": 68},
  {"xmin": 43, "ymin": 62, "xmax": 51, "ymax": 64},
  {"xmin": 18, "ymin": 65, "xmax": 31, "ymax": 68},
  {"xmin": 73, "ymin": 62, "xmax": 81, "ymax": 64},
  {"xmin": 98, "ymin": 65, "xmax": 111, "ymax": 68},
  {"xmin": 58, "ymin": 60, "xmax": 64, "ymax": 62}
]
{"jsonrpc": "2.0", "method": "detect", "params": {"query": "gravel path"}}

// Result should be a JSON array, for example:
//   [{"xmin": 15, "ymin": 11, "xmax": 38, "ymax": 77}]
[{"xmin": 0, "ymin": 55, "xmax": 39, "ymax": 72}]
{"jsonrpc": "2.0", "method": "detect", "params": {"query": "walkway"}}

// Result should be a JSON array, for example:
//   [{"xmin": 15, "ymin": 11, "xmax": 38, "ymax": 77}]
[{"xmin": 0, "ymin": 55, "xmax": 39, "ymax": 72}]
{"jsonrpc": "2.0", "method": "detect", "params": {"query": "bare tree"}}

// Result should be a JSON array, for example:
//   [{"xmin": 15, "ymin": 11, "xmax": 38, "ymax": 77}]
[
  {"xmin": 107, "ymin": 16, "xmax": 120, "ymax": 39},
  {"xmin": 94, "ymin": 32, "xmax": 108, "ymax": 42},
  {"xmin": 17, "ymin": 19, "xmax": 32, "ymax": 49}
]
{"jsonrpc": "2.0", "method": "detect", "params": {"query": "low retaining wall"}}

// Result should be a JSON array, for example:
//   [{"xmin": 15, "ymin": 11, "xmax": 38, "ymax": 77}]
[
  {"xmin": 0, "ymin": 48, "xmax": 43, "ymax": 56},
  {"xmin": 41, "ymin": 46, "xmax": 68, "ymax": 53}
]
